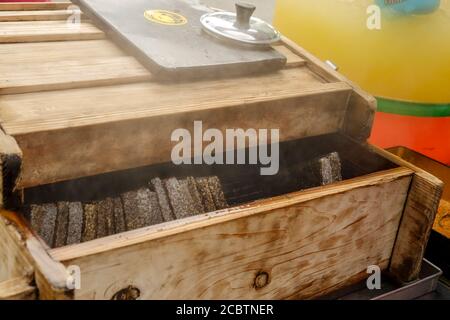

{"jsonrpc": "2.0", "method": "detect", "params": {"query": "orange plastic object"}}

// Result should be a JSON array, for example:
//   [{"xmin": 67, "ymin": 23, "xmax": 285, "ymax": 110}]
[{"xmin": 370, "ymin": 112, "xmax": 450, "ymax": 165}]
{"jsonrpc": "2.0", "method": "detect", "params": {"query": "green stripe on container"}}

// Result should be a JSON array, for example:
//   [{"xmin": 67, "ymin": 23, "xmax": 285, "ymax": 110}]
[{"xmin": 377, "ymin": 98, "xmax": 450, "ymax": 117}]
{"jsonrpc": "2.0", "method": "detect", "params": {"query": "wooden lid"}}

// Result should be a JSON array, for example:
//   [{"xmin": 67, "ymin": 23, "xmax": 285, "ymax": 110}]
[{"xmin": 0, "ymin": 2, "xmax": 375, "ymax": 189}]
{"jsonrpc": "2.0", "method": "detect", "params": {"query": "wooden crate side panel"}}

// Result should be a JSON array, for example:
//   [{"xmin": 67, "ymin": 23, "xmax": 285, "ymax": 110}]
[
  {"xmin": 11, "ymin": 83, "xmax": 351, "ymax": 188},
  {"xmin": 63, "ymin": 176, "xmax": 411, "ymax": 300},
  {"xmin": 389, "ymin": 172, "xmax": 443, "ymax": 282},
  {"xmin": 368, "ymin": 145, "xmax": 444, "ymax": 282}
]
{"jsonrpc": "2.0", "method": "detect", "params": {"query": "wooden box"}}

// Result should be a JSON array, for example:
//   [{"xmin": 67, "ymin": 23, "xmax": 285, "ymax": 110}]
[{"xmin": 0, "ymin": 2, "xmax": 443, "ymax": 300}]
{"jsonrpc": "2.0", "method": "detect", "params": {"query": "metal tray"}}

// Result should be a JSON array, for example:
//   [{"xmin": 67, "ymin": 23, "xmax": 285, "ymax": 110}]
[
  {"xmin": 373, "ymin": 259, "xmax": 443, "ymax": 300},
  {"xmin": 323, "ymin": 259, "xmax": 443, "ymax": 300}
]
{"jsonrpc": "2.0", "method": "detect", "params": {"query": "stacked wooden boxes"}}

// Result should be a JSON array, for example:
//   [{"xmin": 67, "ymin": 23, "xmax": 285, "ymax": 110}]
[{"xmin": 0, "ymin": 2, "xmax": 443, "ymax": 299}]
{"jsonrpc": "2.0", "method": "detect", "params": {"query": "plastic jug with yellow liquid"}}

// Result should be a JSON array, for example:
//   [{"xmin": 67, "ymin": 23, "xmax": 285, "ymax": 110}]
[{"xmin": 274, "ymin": 0, "xmax": 450, "ymax": 164}]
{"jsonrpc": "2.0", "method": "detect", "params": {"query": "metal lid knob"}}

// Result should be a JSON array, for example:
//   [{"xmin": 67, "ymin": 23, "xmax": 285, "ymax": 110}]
[
  {"xmin": 200, "ymin": 2, "xmax": 281, "ymax": 46},
  {"xmin": 234, "ymin": 3, "xmax": 256, "ymax": 29}
]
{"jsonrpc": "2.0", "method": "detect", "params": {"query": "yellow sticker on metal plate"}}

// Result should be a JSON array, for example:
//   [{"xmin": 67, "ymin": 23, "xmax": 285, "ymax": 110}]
[{"xmin": 144, "ymin": 10, "xmax": 187, "ymax": 26}]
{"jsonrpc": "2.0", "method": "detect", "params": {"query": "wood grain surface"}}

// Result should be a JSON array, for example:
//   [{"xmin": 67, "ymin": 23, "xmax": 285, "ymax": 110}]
[
  {"xmin": 0, "ymin": 20, "xmax": 104, "ymax": 43},
  {"xmin": 0, "ymin": 2, "xmax": 72, "ymax": 11},
  {"xmin": 370, "ymin": 146, "xmax": 444, "ymax": 282},
  {"xmin": 0, "ymin": 10, "xmax": 81, "ymax": 22},
  {"xmin": 51, "ymin": 169, "xmax": 412, "ymax": 299},
  {"xmin": 0, "ymin": 276, "xmax": 36, "ymax": 300},
  {"xmin": 2, "ymin": 72, "xmax": 349, "ymax": 188}
]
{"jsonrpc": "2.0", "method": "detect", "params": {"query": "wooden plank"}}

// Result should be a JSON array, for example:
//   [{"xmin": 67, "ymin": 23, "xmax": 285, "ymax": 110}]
[
  {"xmin": 0, "ymin": 20, "xmax": 104, "ymax": 43},
  {"xmin": 49, "ymin": 168, "xmax": 412, "ymax": 299},
  {"xmin": 0, "ymin": 10, "xmax": 81, "ymax": 22},
  {"xmin": 0, "ymin": 40, "xmax": 126, "ymax": 64},
  {"xmin": 0, "ymin": 212, "xmax": 34, "ymax": 283},
  {"xmin": 1, "ymin": 80, "xmax": 351, "ymax": 188},
  {"xmin": 0, "ymin": 276, "xmax": 36, "ymax": 300},
  {"xmin": 50, "ymin": 167, "xmax": 413, "ymax": 259},
  {"xmin": 0, "ymin": 67, "xmax": 331, "ymax": 135},
  {"xmin": 369, "ymin": 145, "xmax": 444, "ymax": 282},
  {"xmin": 0, "ymin": 210, "xmax": 74, "ymax": 300},
  {"xmin": 13, "ymin": 87, "xmax": 349, "ymax": 188},
  {"xmin": 0, "ymin": 2, "xmax": 72, "ymax": 11},
  {"xmin": 390, "ymin": 172, "xmax": 443, "ymax": 283},
  {"xmin": 0, "ymin": 38, "xmax": 134, "ymax": 95},
  {"xmin": 0, "ymin": 56, "xmax": 151, "ymax": 94},
  {"xmin": 0, "ymin": 44, "xmax": 306, "ymax": 95}
]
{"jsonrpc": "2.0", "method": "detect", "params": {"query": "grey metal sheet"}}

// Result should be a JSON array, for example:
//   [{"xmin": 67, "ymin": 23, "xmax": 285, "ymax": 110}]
[
  {"xmin": 326, "ymin": 259, "xmax": 444, "ymax": 300},
  {"xmin": 72, "ymin": 0, "xmax": 286, "ymax": 79}
]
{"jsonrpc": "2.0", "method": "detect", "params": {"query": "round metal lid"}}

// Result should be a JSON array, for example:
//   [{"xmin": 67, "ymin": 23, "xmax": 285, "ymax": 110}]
[{"xmin": 200, "ymin": 3, "xmax": 281, "ymax": 46}]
